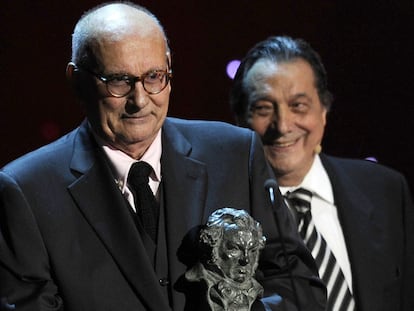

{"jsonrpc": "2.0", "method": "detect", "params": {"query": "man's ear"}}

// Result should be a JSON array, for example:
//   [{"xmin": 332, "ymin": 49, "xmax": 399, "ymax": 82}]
[
  {"xmin": 66, "ymin": 62, "xmax": 77, "ymax": 83},
  {"xmin": 166, "ymin": 51, "xmax": 172, "ymax": 70},
  {"xmin": 66, "ymin": 62, "xmax": 85, "ymax": 99}
]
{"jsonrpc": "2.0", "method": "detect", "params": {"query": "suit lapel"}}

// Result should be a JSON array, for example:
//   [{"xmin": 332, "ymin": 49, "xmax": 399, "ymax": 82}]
[
  {"xmin": 68, "ymin": 123, "xmax": 171, "ymax": 311},
  {"xmin": 161, "ymin": 119, "xmax": 208, "ymax": 310},
  {"xmin": 321, "ymin": 155, "xmax": 384, "ymax": 310}
]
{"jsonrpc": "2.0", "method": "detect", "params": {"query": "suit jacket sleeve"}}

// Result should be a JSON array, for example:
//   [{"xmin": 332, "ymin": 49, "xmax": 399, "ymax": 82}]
[
  {"xmin": 0, "ymin": 171, "xmax": 64, "ymax": 310},
  {"xmin": 247, "ymin": 132, "xmax": 326, "ymax": 311}
]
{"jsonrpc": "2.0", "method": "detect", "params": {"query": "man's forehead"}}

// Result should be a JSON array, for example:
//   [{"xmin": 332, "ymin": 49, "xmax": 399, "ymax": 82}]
[
  {"xmin": 86, "ymin": 4, "xmax": 162, "ymax": 41},
  {"xmin": 245, "ymin": 60, "xmax": 278, "ymax": 84}
]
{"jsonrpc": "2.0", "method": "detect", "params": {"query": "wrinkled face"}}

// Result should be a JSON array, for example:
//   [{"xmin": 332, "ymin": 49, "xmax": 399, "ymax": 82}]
[
  {"xmin": 245, "ymin": 59, "xmax": 327, "ymax": 186},
  {"xmin": 216, "ymin": 228, "xmax": 261, "ymax": 283},
  {"xmin": 81, "ymin": 28, "xmax": 171, "ymax": 158}
]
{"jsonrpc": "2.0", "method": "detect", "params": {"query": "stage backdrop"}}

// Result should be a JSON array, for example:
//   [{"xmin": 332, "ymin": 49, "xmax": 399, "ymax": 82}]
[{"xmin": 1, "ymin": 0, "xmax": 413, "ymax": 189}]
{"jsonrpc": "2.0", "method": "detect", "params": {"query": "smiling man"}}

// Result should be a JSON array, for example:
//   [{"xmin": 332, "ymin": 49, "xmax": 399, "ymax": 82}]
[
  {"xmin": 0, "ymin": 4, "xmax": 326, "ymax": 311},
  {"xmin": 230, "ymin": 35, "xmax": 414, "ymax": 311},
  {"xmin": 242, "ymin": 58, "xmax": 327, "ymax": 186}
]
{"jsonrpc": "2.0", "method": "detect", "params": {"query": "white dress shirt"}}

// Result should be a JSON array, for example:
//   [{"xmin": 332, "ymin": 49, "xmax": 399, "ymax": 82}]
[
  {"xmin": 280, "ymin": 155, "xmax": 353, "ymax": 292},
  {"xmin": 95, "ymin": 129, "xmax": 162, "ymax": 212}
]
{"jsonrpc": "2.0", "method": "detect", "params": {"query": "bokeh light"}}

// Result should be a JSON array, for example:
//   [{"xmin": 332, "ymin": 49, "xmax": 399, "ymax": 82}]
[{"xmin": 226, "ymin": 60, "xmax": 241, "ymax": 79}]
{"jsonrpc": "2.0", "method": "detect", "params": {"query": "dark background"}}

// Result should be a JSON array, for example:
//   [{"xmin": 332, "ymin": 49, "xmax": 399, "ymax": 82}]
[{"xmin": 1, "ymin": 1, "xmax": 413, "ymax": 189}]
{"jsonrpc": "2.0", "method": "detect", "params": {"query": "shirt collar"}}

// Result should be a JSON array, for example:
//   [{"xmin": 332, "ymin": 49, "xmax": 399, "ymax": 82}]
[
  {"xmin": 91, "ymin": 127, "xmax": 162, "ymax": 194},
  {"xmin": 280, "ymin": 155, "xmax": 334, "ymax": 204}
]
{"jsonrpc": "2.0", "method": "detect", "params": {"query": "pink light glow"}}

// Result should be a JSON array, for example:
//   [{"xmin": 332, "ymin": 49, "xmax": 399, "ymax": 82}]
[{"xmin": 226, "ymin": 60, "xmax": 241, "ymax": 79}]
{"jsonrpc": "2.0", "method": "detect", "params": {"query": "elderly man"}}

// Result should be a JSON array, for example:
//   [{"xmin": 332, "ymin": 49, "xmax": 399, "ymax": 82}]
[
  {"xmin": 230, "ymin": 35, "xmax": 414, "ymax": 311},
  {"xmin": 0, "ymin": 4, "xmax": 325, "ymax": 311}
]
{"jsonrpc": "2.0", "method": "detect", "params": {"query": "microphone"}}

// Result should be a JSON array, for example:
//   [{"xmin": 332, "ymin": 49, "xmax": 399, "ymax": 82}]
[
  {"xmin": 264, "ymin": 179, "xmax": 278, "ymax": 207},
  {"xmin": 264, "ymin": 179, "xmax": 301, "ymax": 311}
]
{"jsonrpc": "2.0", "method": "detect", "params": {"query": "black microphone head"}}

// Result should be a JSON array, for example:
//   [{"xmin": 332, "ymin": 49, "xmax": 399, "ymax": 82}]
[{"xmin": 264, "ymin": 179, "xmax": 278, "ymax": 190}]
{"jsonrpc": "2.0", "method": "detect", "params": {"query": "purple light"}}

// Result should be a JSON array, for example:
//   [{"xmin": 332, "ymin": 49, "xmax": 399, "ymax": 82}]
[
  {"xmin": 226, "ymin": 60, "xmax": 241, "ymax": 79},
  {"xmin": 365, "ymin": 157, "xmax": 378, "ymax": 162}
]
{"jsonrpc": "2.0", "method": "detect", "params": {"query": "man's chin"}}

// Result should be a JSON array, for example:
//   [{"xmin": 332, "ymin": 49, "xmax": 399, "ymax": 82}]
[{"xmin": 270, "ymin": 161, "xmax": 298, "ymax": 177}]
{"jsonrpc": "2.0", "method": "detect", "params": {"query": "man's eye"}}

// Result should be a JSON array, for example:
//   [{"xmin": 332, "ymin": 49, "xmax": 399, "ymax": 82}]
[
  {"xmin": 291, "ymin": 102, "xmax": 308, "ymax": 111},
  {"xmin": 254, "ymin": 106, "xmax": 272, "ymax": 111},
  {"xmin": 108, "ymin": 75, "xmax": 130, "ymax": 85},
  {"xmin": 145, "ymin": 71, "xmax": 163, "ymax": 83},
  {"xmin": 252, "ymin": 105, "xmax": 274, "ymax": 116}
]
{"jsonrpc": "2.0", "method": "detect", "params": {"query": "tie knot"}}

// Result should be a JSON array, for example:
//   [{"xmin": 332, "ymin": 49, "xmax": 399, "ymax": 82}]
[
  {"xmin": 285, "ymin": 188, "xmax": 313, "ymax": 214},
  {"xmin": 128, "ymin": 161, "xmax": 153, "ymax": 185}
]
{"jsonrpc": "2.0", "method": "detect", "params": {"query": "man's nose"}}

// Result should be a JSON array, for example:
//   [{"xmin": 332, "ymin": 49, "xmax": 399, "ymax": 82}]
[
  {"xmin": 128, "ymin": 82, "xmax": 148, "ymax": 108},
  {"xmin": 271, "ymin": 107, "xmax": 292, "ymax": 135}
]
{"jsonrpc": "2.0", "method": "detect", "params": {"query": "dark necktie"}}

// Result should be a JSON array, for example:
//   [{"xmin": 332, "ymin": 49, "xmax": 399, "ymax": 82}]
[
  {"xmin": 127, "ymin": 161, "xmax": 159, "ymax": 242},
  {"xmin": 285, "ymin": 188, "xmax": 355, "ymax": 311}
]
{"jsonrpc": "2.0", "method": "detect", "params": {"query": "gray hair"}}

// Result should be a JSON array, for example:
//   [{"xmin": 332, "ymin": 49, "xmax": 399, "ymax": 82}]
[{"xmin": 71, "ymin": 1, "xmax": 170, "ymax": 68}]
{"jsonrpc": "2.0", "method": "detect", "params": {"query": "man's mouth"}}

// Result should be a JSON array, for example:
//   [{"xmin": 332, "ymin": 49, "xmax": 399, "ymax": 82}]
[
  {"xmin": 121, "ymin": 113, "xmax": 151, "ymax": 122},
  {"xmin": 267, "ymin": 138, "xmax": 299, "ymax": 148},
  {"xmin": 273, "ymin": 140, "xmax": 296, "ymax": 147}
]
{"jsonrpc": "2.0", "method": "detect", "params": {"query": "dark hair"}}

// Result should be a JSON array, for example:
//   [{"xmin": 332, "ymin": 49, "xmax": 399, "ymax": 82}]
[{"xmin": 230, "ymin": 35, "xmax": 333, "ymax": 127}]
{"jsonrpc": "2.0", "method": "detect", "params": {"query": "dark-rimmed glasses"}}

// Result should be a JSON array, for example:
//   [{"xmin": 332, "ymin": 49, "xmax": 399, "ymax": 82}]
[{"xmin": 76, "ymin": 65, "xmax": 173, "ymax": 97}]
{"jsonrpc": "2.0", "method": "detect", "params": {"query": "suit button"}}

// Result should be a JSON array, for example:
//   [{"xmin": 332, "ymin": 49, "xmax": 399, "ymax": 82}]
[{"xmin": 159, "ymin": 278, "xmax": 169, "ymax": 286}]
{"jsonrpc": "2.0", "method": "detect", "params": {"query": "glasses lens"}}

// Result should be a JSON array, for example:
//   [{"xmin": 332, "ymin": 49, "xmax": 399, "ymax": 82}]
[
  {"xmin": 107, "ymin": 78, "xmax": 132, "ymax": 97},
  {"xmin": 143, "ymin": 71, "xmax": 168, "ymax": 94}
]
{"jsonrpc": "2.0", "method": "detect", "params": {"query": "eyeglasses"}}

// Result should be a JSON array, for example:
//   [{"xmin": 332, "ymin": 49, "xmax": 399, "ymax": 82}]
[{"xmin": 77, "ymin": 65, "xmax": 173, "ymax": 97}]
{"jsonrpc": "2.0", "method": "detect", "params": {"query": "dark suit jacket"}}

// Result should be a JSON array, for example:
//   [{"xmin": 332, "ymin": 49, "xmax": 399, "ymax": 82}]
[
  {"xmin": 0, "ymin": 118, "xmax": 326, "ymax": 311},
  {"xmin": 320, "ymin": 154, "xmax": 414, "ymax": 311}
]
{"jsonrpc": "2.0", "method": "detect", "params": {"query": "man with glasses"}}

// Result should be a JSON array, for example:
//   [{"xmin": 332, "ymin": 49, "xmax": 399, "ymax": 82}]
[{"xmin": 0, "ymin": 3, "xmax": 326, "ymax": 311}]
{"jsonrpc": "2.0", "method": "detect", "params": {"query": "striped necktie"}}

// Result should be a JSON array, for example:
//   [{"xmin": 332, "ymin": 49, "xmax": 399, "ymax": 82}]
[{"xmin": 285, "ymin": 188, "xmax": 355, "ymax": 311}]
